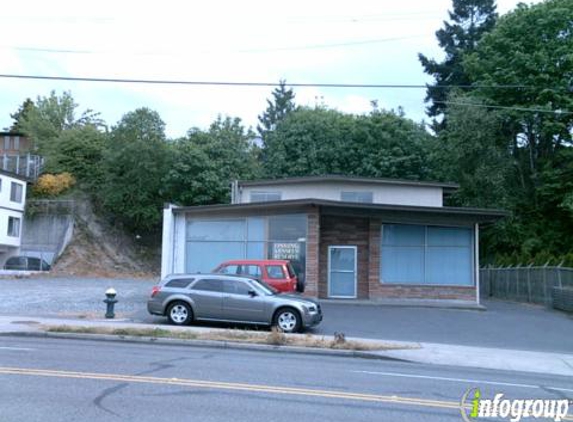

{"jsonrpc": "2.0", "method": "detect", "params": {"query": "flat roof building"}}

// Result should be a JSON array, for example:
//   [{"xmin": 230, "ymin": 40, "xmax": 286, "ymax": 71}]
[{"xmin": 162, "ymin": 176, "xmax": 505, "ymax": 305}]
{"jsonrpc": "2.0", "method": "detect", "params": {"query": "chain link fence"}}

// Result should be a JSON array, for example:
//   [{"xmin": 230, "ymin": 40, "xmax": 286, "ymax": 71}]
[{"xmin": 480, "ymin": 265, "xmax": 573, "ymax": 310}]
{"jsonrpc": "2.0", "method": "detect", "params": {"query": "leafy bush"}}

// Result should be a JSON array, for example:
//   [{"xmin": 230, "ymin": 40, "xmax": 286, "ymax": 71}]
[{"xmin": 33, "ymin": 173, "xmax": 76, "ymax": 197}]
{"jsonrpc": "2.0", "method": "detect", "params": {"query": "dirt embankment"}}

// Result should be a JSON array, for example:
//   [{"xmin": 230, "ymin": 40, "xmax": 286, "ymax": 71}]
[{"xmin": 50, "ymin": 201, "xmax": 160, "ymax": 278}]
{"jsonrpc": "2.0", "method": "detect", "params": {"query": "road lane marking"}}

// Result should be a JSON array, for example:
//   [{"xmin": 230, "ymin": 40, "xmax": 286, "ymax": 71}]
[
  {"xmin": 353, "ymin": 370, "xmax": 573, "ymax": 393},
  {"xmin": 0, "ymin": 346, "xmax": 34, "ymax": 351},
  {"xmin": 0, "ymin": 366, "xmax": 466, "ymax": 412}
]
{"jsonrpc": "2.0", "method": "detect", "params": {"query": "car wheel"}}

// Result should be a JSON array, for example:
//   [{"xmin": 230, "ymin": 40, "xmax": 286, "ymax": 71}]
[
  {"xmin": 273, "ymin": 308, "xmax": 301, "ymax": 333},
  {"xmin": 167, "ymin": 301, "xmax": 193, "ymax": 326}
]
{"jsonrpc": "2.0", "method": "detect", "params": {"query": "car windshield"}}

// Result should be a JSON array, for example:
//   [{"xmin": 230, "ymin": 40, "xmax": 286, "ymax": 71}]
[{"xmin": 250, "ymin": 278, "xmax": 279, "ymax": 295}]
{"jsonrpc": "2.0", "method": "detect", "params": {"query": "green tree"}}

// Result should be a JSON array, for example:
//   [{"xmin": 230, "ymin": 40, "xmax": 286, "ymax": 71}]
[
  {"xmin": 19, "ymin": 91, "xmax": 104, "ymax": 152},
  {"xmin": 257, "ymin": 80, "xmax": 296, "ymax": 137},
  {"xmin": 263, "ymin": 107, "xmax": 433, "ymax": 180},
  {"xmin": 7, "ymin": 98, "xmax": 35, "ymax": 132},
  {"xmin": 433, "ymin": 93, "xmax": 514, "ymax": 208},
  {"xmin": 452, "ymin": 0, "xmax": 573, "ymax": 262},
  {"xmin": 419, "ymin": 0, "xmax": 497, "ymax": 131},
  {"xmin": 463, "ymin": 0, "xmax": 573, "ymax": 167},
  {"xmin": 43, "ymin": 125, "xmax": 107, "ymax": 191},
  {"xmin": 101, "ymin": 108, "xmax": 168, "ymax": 232},
  {"xmin": 165, "ymin": 116, "xmax": 261, "ymax": 205}
]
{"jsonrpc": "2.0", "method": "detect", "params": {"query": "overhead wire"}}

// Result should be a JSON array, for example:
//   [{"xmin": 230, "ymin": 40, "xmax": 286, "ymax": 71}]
[
  {"xmin": 0, "ymin": 75, "xmax": 568, "ymax": 115},
  {"xmin": 0, "ymin": 74, "xmax": 532, "ymax": 89}
]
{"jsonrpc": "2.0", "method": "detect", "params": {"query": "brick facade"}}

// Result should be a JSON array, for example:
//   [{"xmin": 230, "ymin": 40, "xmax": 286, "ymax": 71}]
[
  {"xmin": 303, "ymin": 209, "xmax": 320, "ymax": 297},
  {"xmin": 313, "ymin": 214, "xmax": 476, "ymax": 302},
  {"xmin": 318, "ymin": 215, "xmax": 370, "ymax": 299}
]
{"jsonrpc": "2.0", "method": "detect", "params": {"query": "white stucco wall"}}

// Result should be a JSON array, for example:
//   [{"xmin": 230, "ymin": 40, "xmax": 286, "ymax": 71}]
[
  {"xmin": 161, "ymin": 205, "xmax": 187, "ymax": 279},
  {"xmin": 237, "ymin": 182, "xmax": 443, "ymax": 207},
  {"xmin": 0, "ymin": 174, "xmax": 26, "ymax": 248}
]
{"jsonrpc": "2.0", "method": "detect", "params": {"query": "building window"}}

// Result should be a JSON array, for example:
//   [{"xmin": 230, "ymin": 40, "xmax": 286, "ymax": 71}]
[
  {"xmin": 3, "ymin": 136, "xmax": 10, "ymax": 150},
  {"xmin": 250, "ymin": 191, "xmax": 282, "ymax": 202},
  {"xmin": 185, "ymin": 214, "xmax": 307, "ymax": 277},
  {"xmin": 14, "ymin": 136, "xmax": 20, "ymax": 150},
  {"xmin": 380, "ymin": 224, "xmax": 473, "ymax": 286},
  {"xmin": 341, "ymin": 191, "xmax": 373, "ymax": 203},
  {"xmin": 10, "ymin": 182, "xmax": 23, "ymax": 203},
  {"xmin": 7, "ymin": 217, "xmax": 20, "ymax": 237}
]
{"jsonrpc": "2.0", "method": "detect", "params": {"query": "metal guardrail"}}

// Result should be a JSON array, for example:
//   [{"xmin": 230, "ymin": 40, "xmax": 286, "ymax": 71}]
[
  {"xmin": 1, "ymin": 153, "xmax": 44, "ymax": 180},
  {"xmin": 480, "ymin": 264, "xmax": 573, "ymax": 311}
]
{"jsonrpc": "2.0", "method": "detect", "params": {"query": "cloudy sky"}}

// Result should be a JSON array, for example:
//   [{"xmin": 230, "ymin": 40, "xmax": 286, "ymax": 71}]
[{"xmin": 0, "ymin": 0, "xmax": 539, "ymax": 138}]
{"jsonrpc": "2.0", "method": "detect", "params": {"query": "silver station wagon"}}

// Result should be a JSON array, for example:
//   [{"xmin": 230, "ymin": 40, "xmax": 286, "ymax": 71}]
[{"xmin": 147, "ymin": 274, "xmax": 322, "ymax": 333}]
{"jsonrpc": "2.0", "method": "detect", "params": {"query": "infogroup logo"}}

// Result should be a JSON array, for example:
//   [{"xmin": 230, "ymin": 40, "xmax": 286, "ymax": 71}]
[{"xmin": 460, "ymin": 388, "xmax": 571, "ymax": 422}]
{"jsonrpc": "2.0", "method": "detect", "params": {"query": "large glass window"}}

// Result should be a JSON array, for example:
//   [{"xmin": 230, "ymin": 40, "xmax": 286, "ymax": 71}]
[
  {"xmin": 381, "ymin": 224, "xmax": 473, "ymax": 286},
  {"xmin": 185, "ymin": 215, "xmax": 307, "ymax": 277}
]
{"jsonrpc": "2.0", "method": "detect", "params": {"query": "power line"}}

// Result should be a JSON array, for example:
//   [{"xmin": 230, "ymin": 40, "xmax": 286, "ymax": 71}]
[
  {"xmin": 435, "ymin": 101, "xmax": 572, "ymax": 115},
  {"xmin": 3, "ymin": 35, "xmax": 426, "ymax": 56},
  {"xmin": 0, "ymin": 74, "xmax": 532, "ymax": 90}
]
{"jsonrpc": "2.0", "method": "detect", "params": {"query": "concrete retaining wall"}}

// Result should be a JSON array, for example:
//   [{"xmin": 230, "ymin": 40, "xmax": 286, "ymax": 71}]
[{"xmin": 21, "ymin": 214, "xmax": 74, "ymax": 264}]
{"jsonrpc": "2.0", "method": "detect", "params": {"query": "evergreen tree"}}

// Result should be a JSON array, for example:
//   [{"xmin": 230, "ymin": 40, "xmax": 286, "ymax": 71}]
[
  {"xmin": 418, "ymin": 0, "xmax": 497, "ymax": 131},
  {"xmin": 7, "ymin": 98, "xmax": 35, "ymax": 132},
  {"xmin": 257, "ymin": 80, "xmax": 296, "ymax": 137}
]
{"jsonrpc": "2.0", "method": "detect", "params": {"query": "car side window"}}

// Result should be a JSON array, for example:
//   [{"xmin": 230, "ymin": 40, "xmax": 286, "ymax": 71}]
[
  {"xmin": 266, "ymin": 265, "xmax": 285, "ymax": 279},
  {"xmin": 223, "ymin": 280, "xmax": 252, "ymax": 296},
  {"xmin": 192, "ymin": 279, "xmax": 223, "ymax": 292},
  {"xmin": 165, "ymin": 278, "xmax": 194, "ymax": 288},
  {"xmin": 218, "ymin": 264, "xmax": 239, "ymax": 275},
  {"xmin": 243, "ymin": 265, "xmax": 262, "ymax": 278},
  {"xmin": 28, "ymin": 258, "xmax": 41, "ymax": 271}
]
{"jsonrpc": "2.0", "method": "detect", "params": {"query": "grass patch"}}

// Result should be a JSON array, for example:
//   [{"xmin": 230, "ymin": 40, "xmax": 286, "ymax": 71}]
[
  {"xmin": 44, "ymin": 324, "xmax": 416, "ymax": 351},
  {"xmin": 46, "ymin": 325, "xmax": 198, "ymax": 340}
]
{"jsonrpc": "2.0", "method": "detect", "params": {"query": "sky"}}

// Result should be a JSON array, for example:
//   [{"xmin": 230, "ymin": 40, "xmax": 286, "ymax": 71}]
[{"xmin": 0, "ymin": 0, "xmax": 540, "ymax": 138}]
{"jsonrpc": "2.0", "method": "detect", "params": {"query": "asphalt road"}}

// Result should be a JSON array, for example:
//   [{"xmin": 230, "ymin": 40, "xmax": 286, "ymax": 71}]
[
  {"xmin": 1, "ymin": 277, "xmax": 572, "ymax": 353},
  {"xmin": 0, "ymin": 336, "xmax": 571, "ymax": 422}
]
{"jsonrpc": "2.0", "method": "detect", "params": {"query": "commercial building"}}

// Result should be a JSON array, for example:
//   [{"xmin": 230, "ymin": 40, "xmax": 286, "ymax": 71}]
[{"xmin": 162, "ymin": 175, "xmax": 505, "ymax": 304}]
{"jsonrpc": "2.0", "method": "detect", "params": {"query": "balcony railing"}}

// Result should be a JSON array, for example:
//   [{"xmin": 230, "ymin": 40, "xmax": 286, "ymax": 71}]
[{"xmin": 1, "ymin": 153, "xmax": 44, "ymax": 180}]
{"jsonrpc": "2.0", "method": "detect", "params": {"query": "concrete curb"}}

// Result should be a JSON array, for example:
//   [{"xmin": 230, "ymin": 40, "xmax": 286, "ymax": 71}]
[
  {"xmin": 4, "ymin": 330, "xmax": 413, "ymax": 362},
  {"xmin": 319, "ymin": 299, "xmax": 487, "ymax": 311}
]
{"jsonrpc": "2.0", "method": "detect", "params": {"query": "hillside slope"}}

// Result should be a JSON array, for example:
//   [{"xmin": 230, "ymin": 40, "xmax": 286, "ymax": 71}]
[{"xmin": 50, "ymin": 200, "xmax": 160, "ymax": 278}]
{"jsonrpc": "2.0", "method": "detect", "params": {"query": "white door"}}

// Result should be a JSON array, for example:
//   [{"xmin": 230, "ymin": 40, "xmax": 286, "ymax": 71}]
[{"xmin": 328, "ymin": 246, "xmax": 357, "ymax": 298}]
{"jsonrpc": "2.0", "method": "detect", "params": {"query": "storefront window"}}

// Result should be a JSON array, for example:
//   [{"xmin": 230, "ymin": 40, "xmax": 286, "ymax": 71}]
[
  {"xmin": 381, "ymin": 224, "xmax": 473, "ymax": 286},
  {"xmin": 185, "ymin": 214, "xmax": 307, "ymax": 279}
]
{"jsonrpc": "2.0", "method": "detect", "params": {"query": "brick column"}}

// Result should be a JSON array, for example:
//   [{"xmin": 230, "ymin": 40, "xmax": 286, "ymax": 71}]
[
  {"xmin": 304, "ymin": 208, "xmax": 320, "ymax": 297},
  {"xmin": 368, "ymin": 219, "xmax": 381, "ymax": 297}
]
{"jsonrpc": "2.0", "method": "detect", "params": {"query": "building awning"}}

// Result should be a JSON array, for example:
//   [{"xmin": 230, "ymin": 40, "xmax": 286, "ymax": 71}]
[{"xmin": 169, "ymin": 199, "xmax": 506, "ymax": 226}]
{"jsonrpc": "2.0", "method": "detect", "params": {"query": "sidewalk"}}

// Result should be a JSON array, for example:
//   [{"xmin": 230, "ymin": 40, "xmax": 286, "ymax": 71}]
[{"xmin": 1, "ymin": 315, "xmax": 572, "ymax": 377}]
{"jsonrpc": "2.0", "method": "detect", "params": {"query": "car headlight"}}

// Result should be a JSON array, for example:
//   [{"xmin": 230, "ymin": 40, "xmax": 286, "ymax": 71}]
[{"xmin": 305, "ymin": 305, "xmax": 317, "ymax": 314}]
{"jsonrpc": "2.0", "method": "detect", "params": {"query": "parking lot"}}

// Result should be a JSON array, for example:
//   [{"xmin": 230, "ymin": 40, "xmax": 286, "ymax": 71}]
[{"xmin": 1, "ymin": 276, "xmax": 571, "ymax": 353}]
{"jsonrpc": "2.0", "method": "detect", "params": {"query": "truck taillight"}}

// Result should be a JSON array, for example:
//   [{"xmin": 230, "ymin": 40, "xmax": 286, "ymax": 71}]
[{"xmin": 151, "ymin": 286, "xmax": 161, "ymax": 297}]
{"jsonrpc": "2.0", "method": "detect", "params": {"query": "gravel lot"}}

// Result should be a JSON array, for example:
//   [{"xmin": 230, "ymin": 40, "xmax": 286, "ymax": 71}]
[{"xmin": 0, "ymin": 276, "xmax": 156, "ymax": 319}]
